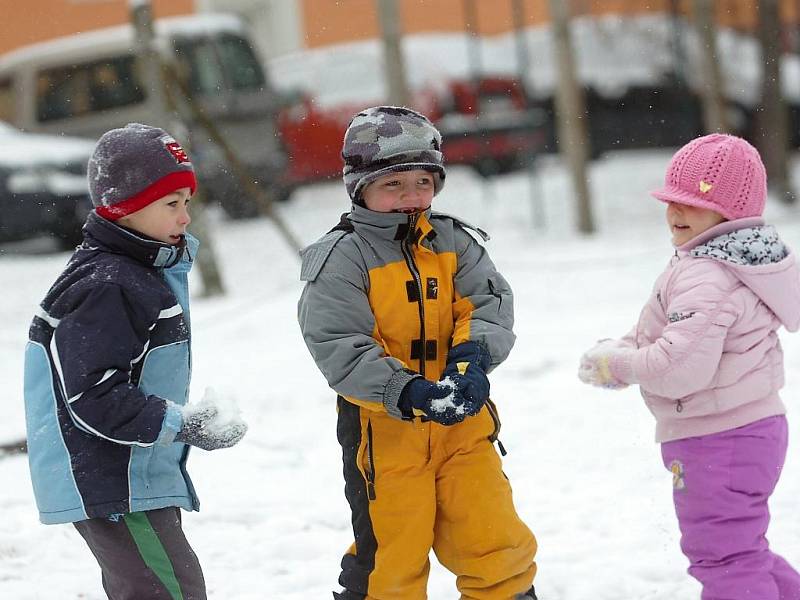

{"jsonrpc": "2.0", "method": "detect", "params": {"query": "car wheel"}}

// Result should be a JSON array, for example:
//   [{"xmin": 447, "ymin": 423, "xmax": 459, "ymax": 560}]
[
  {"xmin": 271, "ymin": 183, "xmax": 294, "ymax": 203},
  {"xmin": 220, "ymin": 182, "xmax": 293, "ymax": 219},
  {"xmin": 52, "ymin": 225, "xmax": 84, "ymax": 251},
  {"xmin": 219, "ymin": 192, "xmax": 261, "ymax": 219}
]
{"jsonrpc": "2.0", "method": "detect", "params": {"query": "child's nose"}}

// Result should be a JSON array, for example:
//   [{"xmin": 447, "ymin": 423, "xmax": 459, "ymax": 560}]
[{"xmin": 405, "ymin": 188, "xmax": 425, "ymax": 206}]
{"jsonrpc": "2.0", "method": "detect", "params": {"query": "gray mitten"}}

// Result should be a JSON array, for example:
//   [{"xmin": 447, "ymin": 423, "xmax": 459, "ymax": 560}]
[{"xmin": 175, "ymin": 389, "xmax": 247, "ymax": 451}]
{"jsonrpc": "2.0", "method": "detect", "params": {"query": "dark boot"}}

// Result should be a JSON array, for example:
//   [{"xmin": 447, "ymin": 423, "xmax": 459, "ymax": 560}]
[
  {"xmin": 332, "ymin": 591, "xmax": 362, "ymax": 600},
  {"xmin": 336, "ymin": 586, "xmax": 536, "ymax": 599}
]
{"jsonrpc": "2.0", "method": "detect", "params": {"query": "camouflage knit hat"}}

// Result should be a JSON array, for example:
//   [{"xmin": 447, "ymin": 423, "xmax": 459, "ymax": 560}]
[
  {"xmin": 342, "ymin": 106, "xmax": 445, "ymax": 202},
  {"xmin": 88, "ymin": 123, "xmax": 196, "ymax": 221}
]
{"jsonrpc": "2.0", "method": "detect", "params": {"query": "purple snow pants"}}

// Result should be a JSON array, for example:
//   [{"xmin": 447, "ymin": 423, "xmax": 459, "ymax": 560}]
[{"xmin": 661, "ymin": 415, "xmax": 800, "ymax": 600}]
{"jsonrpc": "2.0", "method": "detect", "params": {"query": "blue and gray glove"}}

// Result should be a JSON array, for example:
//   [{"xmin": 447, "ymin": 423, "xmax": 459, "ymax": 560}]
[
  {"xmin": 442, "ymin": 341, "xmax": 491, "ymax": 407},
  {"xmin": 175, "ymin": 391, "xmax": 248, "ymax": 451},
  {"xmin": 398, "ymin": 376, "xmax": 481, "ymax": 426}
]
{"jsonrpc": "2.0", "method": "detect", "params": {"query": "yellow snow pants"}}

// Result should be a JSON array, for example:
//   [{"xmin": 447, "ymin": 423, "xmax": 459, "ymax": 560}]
[{"xmin": 336, "ymin": 397, "xmax": 537, "ymax": 600}]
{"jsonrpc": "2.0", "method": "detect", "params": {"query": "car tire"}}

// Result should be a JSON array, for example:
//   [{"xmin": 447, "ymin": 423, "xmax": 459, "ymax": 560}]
[
  {"xmin": 220, "ymin": 192, "xmax": 261, "ymax": 219},
  {"xmin": 219, "ymin": 182, "xmax": 293, "ymax": 219},
  {"xmin": 52, "ymin": 224, "xmax": 84, "ymax": 251}
]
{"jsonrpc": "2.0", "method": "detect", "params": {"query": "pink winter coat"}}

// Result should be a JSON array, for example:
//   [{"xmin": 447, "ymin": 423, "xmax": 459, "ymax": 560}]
[{"xmin": 609, "ymin": 217, "xmax": 800, "ymax": 442}]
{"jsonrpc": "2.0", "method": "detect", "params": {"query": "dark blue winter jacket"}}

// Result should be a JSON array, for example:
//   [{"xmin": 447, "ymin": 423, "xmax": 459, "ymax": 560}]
[{"xmin": 23, "ymin": 211, "xmax": 200, "ymax": 524}]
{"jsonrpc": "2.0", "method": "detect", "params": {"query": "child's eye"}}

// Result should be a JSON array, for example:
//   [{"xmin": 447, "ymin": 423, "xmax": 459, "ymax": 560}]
[{"xmin": 167, "ymin": 201, "xmax": 179, "ymax": 208}]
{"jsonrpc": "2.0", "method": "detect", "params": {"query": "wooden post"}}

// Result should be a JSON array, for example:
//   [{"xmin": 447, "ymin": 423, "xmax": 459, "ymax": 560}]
[
  {"xmin": 547, "ymin": 0, "xmax": 594, "ymax": 233},
  {"xmin": 161, "ymin": 63, "xmax": 304, "ymax": 253},
  {"xmin": 0, "ymin": 439, "xmax": 27, "ymax": 458},
  {"xmin": 512, "ymin": 0, "xmax": 545, "ymax": 229},
  {"xmin": 668, "ymin": 0, "xmax": 688, "ymax": 84},
  {"xmin": 129, "ymin": 0, "xmax": 226, "ymax": 296},
  {"xmin": 691, "ymin": 0, "xmax": 729, "ymax": 132},
  {"xmin": 376, "ymin": 0, "xmax": 410, "ymax": 106},
  {"xmin": 756, "ymin": 0, "xmax": 796, "ymax": 204}
]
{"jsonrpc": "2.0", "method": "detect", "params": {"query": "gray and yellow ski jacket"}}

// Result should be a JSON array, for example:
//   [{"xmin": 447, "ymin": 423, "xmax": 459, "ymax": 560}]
[{"xmin": 298, "ymin": 204, "xmax": 515, "ymax": 418}]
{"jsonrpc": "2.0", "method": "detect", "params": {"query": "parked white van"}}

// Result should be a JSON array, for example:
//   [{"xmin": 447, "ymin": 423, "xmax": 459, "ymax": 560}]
[{"xmin": 0, "ymin": 13, "xmax": 290, "ymax": 217}]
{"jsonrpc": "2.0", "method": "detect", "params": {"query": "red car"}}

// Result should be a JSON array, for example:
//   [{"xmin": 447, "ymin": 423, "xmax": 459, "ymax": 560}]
[{"xmin": 277, "ymin": 76, "xmax": 547, "ymax": 187}]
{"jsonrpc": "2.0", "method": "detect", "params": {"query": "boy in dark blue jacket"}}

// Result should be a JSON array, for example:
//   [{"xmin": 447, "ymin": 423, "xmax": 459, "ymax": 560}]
[{"xmin": 23, "ymin": 123, "xmax": 246, "ymax": 600}]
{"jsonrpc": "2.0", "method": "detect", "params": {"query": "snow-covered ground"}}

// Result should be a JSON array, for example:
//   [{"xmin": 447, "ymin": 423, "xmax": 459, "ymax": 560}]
[{"xmin": 3, "ymin": 151, "xmax": 800, "ymax": 599}]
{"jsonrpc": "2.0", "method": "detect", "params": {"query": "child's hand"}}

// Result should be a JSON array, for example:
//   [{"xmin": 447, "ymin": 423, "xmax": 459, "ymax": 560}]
[
  {"xmin": 578, "ymin": 340, "xmax": 629, "ymax": 390},
  {"xmin": 441, "ymin": 341, "xmax": 491, "ymax": 405},
  {"xmin": 400, "ymin": 377, "xmax": 482, "ymax": 425},
  {"xmin": 176, "ymin": 388, "xmax": 248, "ymax": 450}
]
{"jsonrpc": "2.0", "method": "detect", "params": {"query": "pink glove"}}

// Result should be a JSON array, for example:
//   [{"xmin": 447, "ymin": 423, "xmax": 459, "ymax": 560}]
[{"xmin": 578, "ymin": 339, "xmax": 629, "ymax": 390}]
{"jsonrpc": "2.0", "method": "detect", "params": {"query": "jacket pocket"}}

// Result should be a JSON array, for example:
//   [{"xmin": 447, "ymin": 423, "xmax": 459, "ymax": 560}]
[
  {"xmin": 129, "ymin": 445, "xmax": 155, "ymax": 494},
  {"xmin": 657, "ymin": 390, "xmax": 718, "ymax": 419},
  {"xmin": 710, "ymin": 311, "xmax": 737, "ymax": 328}
]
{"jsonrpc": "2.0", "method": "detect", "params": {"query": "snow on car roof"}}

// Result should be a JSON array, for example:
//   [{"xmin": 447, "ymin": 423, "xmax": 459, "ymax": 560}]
[
  {"xmin": 0, "ymin": 13, "xmax": 244, "ymax": 71},
  {"xmin": 0, "ymin": 122, "xmax": 95, "ymax": 168}
]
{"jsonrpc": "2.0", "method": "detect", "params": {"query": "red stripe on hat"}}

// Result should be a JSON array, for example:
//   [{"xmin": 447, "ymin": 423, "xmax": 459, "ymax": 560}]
[{"xmin": 96, "ymin": 171, "xmax": 197, "ymax": 221}]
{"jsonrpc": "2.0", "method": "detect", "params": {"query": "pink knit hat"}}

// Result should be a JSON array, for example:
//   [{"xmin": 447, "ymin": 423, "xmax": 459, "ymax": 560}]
[{"xmin": 650, "ymin": 133, "xmax": 767, "ymax": 220}]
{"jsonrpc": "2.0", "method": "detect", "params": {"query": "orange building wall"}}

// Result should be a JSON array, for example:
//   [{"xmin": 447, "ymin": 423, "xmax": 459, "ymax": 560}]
[
  {"xmin": 0, "ymin": 0, "xmax": 193, "ymax": 56},
  {"xmin": 1, "ymin": 0, "xmax": 798, "ymax": 58},
  {"xmin": 300, "ymin": 0, "xmax": 798, "ymax": 49}
]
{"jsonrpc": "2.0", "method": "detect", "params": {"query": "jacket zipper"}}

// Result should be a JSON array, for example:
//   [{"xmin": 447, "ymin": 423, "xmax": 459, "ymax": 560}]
[
  {"xmin": 400, "ymin": 213, "xmax": 426, "ymax": 377},
  {"xmin": 366, "ymin": 420, "xmax": 376, "ymax": 500}
]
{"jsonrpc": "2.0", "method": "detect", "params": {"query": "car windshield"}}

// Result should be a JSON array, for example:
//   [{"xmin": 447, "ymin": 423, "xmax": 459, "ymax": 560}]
[
  {"xmin": 217, "ymin": 34, "xmax": 265, "ymax": 90},
  {"xmin": 173, "ymin": 33, "xmax": 265, "ymax": 95}
]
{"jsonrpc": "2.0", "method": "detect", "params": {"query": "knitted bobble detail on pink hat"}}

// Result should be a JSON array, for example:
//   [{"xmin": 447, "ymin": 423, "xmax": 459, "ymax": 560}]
[{"xmin": 650, "ymin": 133, "xmax": 767, "ymax": 221}]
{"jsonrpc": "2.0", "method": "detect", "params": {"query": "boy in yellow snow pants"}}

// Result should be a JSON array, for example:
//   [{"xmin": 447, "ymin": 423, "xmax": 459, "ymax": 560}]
[{"xmin": 299, "ymin": 106, "xmax": 538, "ymax": 599}]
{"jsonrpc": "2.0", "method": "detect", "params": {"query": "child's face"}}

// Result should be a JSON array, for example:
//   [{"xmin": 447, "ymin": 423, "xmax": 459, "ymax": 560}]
[
  {"xmin": 666, "ymin": 202, "xmax": 726, "ymax": 246},
  {"xmin": 361, "ymin": 169, "xmax": 435, "ymax": 214},
  {"xmin": 117, "ymin": 187, "xmax": 192, "ymax": 245}
]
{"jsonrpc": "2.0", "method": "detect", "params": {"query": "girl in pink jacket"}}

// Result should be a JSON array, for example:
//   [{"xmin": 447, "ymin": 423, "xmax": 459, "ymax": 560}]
[{"xmin": 579, "ymin": 133, "xmax": 800, "ymax": 599}]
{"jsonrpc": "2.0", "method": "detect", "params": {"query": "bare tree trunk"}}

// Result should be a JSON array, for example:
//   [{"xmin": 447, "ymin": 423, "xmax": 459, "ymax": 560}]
[
  {"xmin": 756, "ymin": 0, "xmax": 796, "ymax": 204},
  {"xmin": 668, "ymin": 0, "xmax": 688, "ymax": 85},
  {"xmin": 130, "ymin": 0, "xmax": 225, "ymax": 296},
  {"xmin": 376, "ymin": 0, "xmax": 410, "ymax": 106},
  {"xmin": 0, "ymin": 439, "xmax": 27, "ymax": 457},
  {"xmin": 512, "ymin": 0, "xmax": 545, "ymax": 229},
  {"xmin": 182, "ymin": 188, "xmax": 225, "ymax": 297},
  {"xmin": 547, "ymin": 0, "xmax": 594, "ymax": 233},
  {"xmin": 511, "ymin": 0, "xmax": 530, "ymax": 83},
  {"xmin": 463, "ymin": 0, "xmax": 483, "ymax": 82},
  {"xmin": 161, "ymin": 63, "xmax": 304, "ymax": 254},
  {"xmin": 691, "ymin": 0, "xmax": 729, "ymax": 132}
]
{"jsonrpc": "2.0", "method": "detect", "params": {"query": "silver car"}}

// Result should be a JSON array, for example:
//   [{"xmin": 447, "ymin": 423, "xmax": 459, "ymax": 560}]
[{"xmin": 0, "ymin": 121, "xmax": 93, "ymax": 249}]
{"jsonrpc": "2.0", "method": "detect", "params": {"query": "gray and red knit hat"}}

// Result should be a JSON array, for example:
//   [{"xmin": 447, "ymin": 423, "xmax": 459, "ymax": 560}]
[
  {"xmin": 342, "ymin": 106, "xmax": 445, "ymax": 203},
  {"xmin": 88, "ymin": 123, "xmax": 196, "ymax": 221}
]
